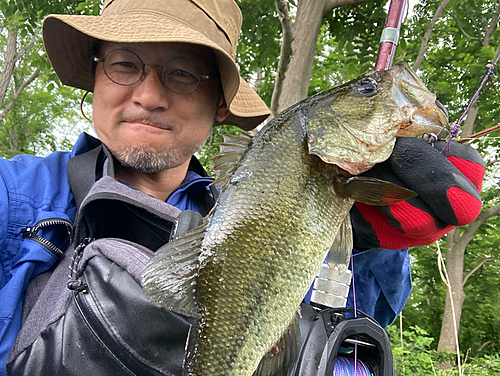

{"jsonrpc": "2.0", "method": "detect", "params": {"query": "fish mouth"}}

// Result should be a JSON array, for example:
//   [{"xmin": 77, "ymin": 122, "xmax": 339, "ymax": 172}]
[
  {"xmin": 397, "ymin": 103, "xmax": 450, "ymax": 138},
  {"xmin": 392, "ymin": 62, "xmax": 450, "ymax": 139}
]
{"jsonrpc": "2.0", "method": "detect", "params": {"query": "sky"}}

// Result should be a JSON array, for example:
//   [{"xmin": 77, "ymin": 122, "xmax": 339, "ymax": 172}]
[{"xmin": 385, "ymin": 0, "xmax": 419, "ymax": 18}]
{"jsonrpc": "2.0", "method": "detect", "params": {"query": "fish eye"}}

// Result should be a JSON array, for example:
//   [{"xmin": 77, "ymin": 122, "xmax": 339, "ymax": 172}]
[{"xmin": 356, "ymin": 78, "xmax": 378, "ymax": 97}]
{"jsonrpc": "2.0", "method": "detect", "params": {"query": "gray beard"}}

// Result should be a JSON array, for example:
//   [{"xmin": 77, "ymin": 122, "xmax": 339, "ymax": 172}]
[{"xmin": 109, "ymin": 142, "xmax": 205, "ymax": 173}]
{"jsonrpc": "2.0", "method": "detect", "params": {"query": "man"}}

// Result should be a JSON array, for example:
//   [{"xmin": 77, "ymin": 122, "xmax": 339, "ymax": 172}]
[{"xmin": 0, "ymin": 0, "xmax": 485, "ymax": 374}]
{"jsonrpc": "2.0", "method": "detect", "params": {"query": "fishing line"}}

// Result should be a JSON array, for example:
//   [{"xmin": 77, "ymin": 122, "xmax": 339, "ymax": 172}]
[
  {"xmin": 350, "ymin": 252, "xmax": 359, "ymax": 375},
  {"xmin": 442, "ymin": 53, "xmax": 500, "ymax": 152},
  {"xmin": 334, "ymin": 355, "xmax": 372, "ymax": 376},
  {"xmin": 436, "ymin": 240, "xmax": 463, "ymax": 376}
]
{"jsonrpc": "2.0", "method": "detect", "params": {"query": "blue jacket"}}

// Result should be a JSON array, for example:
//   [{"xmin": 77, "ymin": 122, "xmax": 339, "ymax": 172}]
[
  {"xmin": 0, "ymin": 132, "xmax": 412, "ymax": 374},
  {"xmin": 0, "ymin": 133, "xmax": 215, "ymax": 375}
]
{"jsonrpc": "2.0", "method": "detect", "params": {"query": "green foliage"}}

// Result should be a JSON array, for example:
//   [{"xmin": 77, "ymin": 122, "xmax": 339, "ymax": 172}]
[
  {"xmin": 387, "ymin": 324, "xmax": 500, "ymax": 375},
  {"xmin": 317, "ymin": 1, "xmax": 387, "ymax": 90},
  {"xmin": 0, "ymin": 0, "xmax": 100, "ymax": 157},
  {"xmin": 0, "ymin": 0, "xmax": 101, "ymax": 34},
  {"xmin": 0, "ymin": 59, "xmax": 91, "ymax": 156},
  {"xmin": 236, "ymin": 0, "xmax": 281, "ymax": 106}
]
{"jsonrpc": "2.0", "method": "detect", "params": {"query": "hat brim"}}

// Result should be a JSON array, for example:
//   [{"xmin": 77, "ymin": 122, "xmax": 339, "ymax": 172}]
[
  {"xmin": 217, "ymin": 77, "xmax": 270, "ymax": 130},
  {"xmin": 42, "ymin": 14, "xmax": 270, "ymax": 130}
]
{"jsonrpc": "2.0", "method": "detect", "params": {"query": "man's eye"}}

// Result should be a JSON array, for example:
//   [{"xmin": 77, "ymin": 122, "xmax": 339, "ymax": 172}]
[
  {"xmin": 172, "ymin": 69, "xmax": 192, "ymax": 77},
  {"xmin": 112, "ymin": 61, "xmax": 137, "ymax": 69},
  {"xmin": 166, "ymin": 69, "xmax": 197, "ymax": 84}
]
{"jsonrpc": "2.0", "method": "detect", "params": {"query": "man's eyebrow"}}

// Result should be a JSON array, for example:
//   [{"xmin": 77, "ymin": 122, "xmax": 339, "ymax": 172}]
[
  {"xmin": 104, "ymin": 44, "xmax": 214, "ymax": 71},
  {"xmin": 165, "ymin": 54, "xmax": 214, "ymax": 73}
]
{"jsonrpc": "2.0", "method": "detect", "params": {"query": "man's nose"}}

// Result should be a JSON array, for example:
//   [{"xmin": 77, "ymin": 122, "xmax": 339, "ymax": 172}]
[{"xmin": 131, "ymin": 65, "xmax": 170, "ymax": 110}]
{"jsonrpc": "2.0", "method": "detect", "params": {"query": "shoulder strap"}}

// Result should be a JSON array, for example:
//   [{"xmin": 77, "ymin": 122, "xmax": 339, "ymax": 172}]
[
  {"xmin": 67, "ymin": 145, "xmax": 104, "ymax": 209},
  {"xmin": 68, "ymin": 146, "xmax": 219, "ymax": 216},
  {"xmin": 192, "ymin": 187, "xmax": 218, "ymax": 217}
]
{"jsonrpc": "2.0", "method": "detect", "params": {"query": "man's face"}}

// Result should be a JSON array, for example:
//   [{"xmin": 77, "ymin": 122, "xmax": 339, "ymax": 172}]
[{"xmin": 92, "ymin": 41, "xmax": 229, "ymax": 172}]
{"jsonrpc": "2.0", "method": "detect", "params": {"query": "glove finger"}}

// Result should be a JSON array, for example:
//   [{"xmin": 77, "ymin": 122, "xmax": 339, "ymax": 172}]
[
  {"xmin": 353, "ymin": 151, "xmax": 449, "ymax": 249},
  {"xmin": 433, "ymin": 140, "xmax": 485, "ymax": 191},
  {"xmin": 357, "ymin": 152, "xmax": 449, "ymax": 230},
  {"xmin": 352, "ymin": 202, "xmax": 456, "ymax": 250},
  {"xmin": 388, "ymin": 137, "xmax": 481, "ymax": 226}
]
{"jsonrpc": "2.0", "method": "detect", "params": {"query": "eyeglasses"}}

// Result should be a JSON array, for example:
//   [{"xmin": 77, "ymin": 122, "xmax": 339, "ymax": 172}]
[{"xmin": 94, "ymin": 49, "xmax": 214, "ymax": 95}]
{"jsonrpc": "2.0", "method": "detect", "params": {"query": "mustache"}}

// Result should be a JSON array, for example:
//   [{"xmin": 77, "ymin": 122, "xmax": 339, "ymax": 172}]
[{"xmin": 120, "ymin": 112, "xmax": 178, "ymax": 129}]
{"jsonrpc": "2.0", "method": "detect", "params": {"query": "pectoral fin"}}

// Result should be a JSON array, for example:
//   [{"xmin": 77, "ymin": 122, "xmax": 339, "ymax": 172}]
[
  {"xmin": 333, "ymin": 175, "xmax": 417, "ymax": 206},
  {"xmin": 142, "ymin": 222, "xmax": 208, "ymax": 318}
]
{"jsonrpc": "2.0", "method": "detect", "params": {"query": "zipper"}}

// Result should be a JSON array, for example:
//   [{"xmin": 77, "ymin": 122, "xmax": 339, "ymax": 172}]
[
  {"xmin": 73, "ymin": 290, "xmax": 137, "ymax": 376},
  {"xmin": 123, "ymin": 204, "xmax": 174, "ymax": 233},
  {"xmin": 21, "ymin": 218, "xmax": 73, "ymax": 257}
]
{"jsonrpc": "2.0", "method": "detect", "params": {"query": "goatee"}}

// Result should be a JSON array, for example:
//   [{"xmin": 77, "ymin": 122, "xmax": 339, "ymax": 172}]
[{"xmin": 109, "ymin": 142, "xmax": 205, "ymax": 173}]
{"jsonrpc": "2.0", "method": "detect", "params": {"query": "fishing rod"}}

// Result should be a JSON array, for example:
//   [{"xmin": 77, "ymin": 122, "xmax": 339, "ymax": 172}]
[{"xmin": 375, "ymin": 0, "xmax": 408, "ymax": 71}]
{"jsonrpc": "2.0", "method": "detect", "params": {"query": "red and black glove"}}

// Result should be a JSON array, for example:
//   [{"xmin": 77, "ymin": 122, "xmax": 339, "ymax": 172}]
[{"xmin": 350, "ymin": 137, "xmax": 485, "ymax": 250}]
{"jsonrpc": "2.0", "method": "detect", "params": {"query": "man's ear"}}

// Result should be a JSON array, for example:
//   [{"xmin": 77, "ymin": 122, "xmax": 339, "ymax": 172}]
[{"xmin": 215, "ymin": 96, "xmax": 230, "ymax": 122}]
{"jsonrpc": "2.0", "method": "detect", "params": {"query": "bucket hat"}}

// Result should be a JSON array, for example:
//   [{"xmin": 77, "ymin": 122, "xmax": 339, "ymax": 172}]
[{"xmin": 42, "ymin": 0, "xmax": 270, "ymax": 131}]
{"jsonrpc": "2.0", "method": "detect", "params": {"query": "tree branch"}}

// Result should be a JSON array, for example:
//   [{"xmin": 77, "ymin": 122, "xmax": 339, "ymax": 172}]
[
  {"xmin": 0, "ymin": 68, "xmax": 41, "ymax": 123},
  {"xmin": 324, "ymin": 0, "xmax": 373, "ymax": 13},
  {"xmin": 463, "ymin": 256, "xmax": 499, "ymax": 286},
  {"xmin": 463, "ymin": 6, "xmax": 485, "ymax": 43},
  {"xmin": 413, "ymin": 0, "xmax": 452, "ymax": 71},
  {"xmin": 0, "ymin": 28, "xmax": 18, "ymax": 106},
  {"xmin": 487, "ymin": 159, "xmax": 500, "ymax": 166},
  {"xmin": 450, "ymin": 12, "xmax": 481, "ymax": 42},
  {"xmin": 270, "ymin": 0, "xmax": 294, "ymax": 117},
  {"xmin": 460, "ymin": 202, "xmax": 500, "ymax": 246},
  {"xmin": 483, "ymin": 1, "xmax": 500, "ymax": 47},
  {"xmin": 14, "ymin": 33, "xmax": 38, "ymax": 62},
  {"xmin": 475, "ymin": 341, "xmax": 493, "ymax": 357}
]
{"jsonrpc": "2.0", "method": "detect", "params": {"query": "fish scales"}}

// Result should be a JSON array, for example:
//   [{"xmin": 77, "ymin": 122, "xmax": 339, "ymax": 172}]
[
  {"xmin": 193, "ymin": 111, "xmax": 350, "ymax": 374},
  {"xmin": 142, "ymin": 62, "xmax": 450, "ymax": 376}
]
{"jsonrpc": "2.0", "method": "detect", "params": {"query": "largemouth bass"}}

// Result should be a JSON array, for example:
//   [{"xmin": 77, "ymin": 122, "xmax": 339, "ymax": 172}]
[{"xmin": 142, "ymin": 62, "xmax": 449, "ymax": 375}]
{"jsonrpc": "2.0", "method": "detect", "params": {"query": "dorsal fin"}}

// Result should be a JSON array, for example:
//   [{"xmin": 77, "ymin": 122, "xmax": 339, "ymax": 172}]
[
  {"xmin": 142, "ymin": 222, "xmax": 208, "ymax": 318},
  {"xmin": 210, "ymin": 132, "xmax": 252, "ymax": 190},
  {"xmin": 222, "ymin": 132, "xmax": 252, "ymax": 145}
]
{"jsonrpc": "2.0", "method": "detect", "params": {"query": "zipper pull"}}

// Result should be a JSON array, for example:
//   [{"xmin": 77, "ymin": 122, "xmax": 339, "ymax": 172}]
[
  {"xmin": 21, "ymin": 227, "xmax": 34, "ymax": 238},
  {"xmin": 67, "ymin": 237, "xmax": 94, "ymax": 293}
]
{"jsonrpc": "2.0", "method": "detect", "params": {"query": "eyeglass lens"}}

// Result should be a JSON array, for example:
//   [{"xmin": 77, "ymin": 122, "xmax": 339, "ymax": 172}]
[{"xmin": 102, "ymin": 49, "xmax": 204, "ymax": 94}]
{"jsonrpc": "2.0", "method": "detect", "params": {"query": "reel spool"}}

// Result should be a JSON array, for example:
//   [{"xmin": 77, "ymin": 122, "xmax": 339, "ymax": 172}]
[{"xmin": 293, "ymin": 305, "xmax": 394, "ymax": 376}]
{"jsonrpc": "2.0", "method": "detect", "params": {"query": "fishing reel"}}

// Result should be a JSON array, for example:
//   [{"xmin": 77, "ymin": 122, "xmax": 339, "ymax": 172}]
[
  {"xmin": 294, "ymin": 264, "xmax": 394, "ymax": 376},
  {"xmin": 293, "ymin": 305, "xmax": 394, "ymax": 376}
]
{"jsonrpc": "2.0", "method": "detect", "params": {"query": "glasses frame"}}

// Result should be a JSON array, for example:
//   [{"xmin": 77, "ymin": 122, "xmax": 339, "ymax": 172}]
[{"xmin": 93, "ymin": 49, "xmax": 214, "ymax": 95}]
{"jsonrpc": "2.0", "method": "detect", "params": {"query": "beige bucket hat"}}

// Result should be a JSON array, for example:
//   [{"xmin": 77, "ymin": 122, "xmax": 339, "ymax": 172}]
[{"xmin": 42, "ymin": 0, "xmax": 270, "ymax": 131}]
